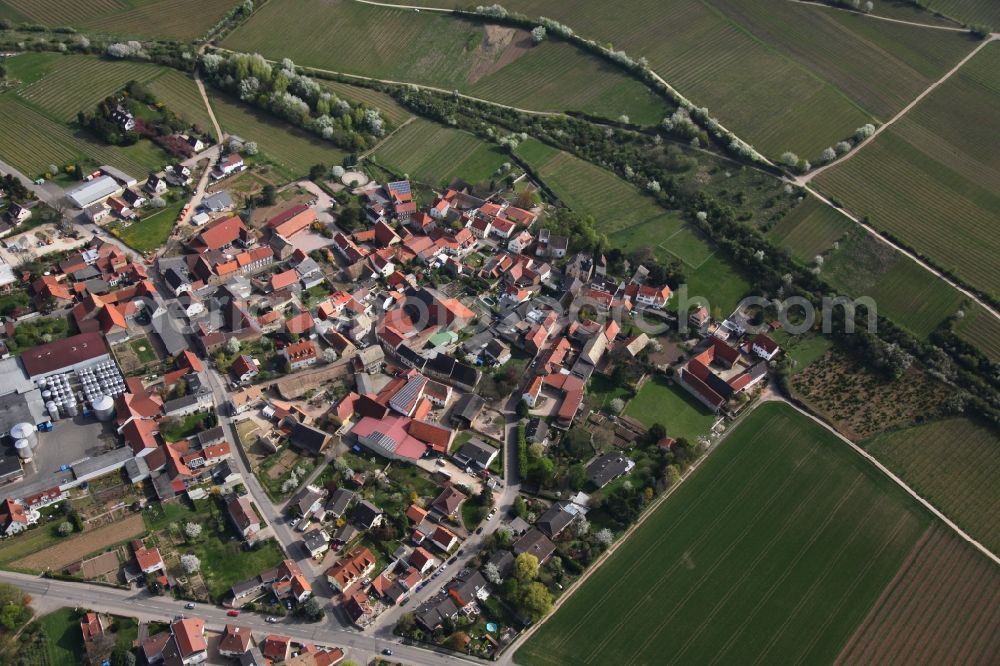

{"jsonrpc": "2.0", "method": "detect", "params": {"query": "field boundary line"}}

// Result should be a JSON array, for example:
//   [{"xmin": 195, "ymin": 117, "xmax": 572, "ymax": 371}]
[
  {"xmin": 800, "ymin": 34, "xmax": 998, "ymax": 184},
  {"xmin": 769, "ymin": 396, "xmax": 1000, "ymax": 566},
  {"xmin": 833, "ymin": 525, "xmax": 938, "ymax": 665},
  {"xmin": 784, "ymin": 0, "xmax": 967, "ymax": 31},
  {"xmin": 657, "ymin": 226, "xmax": 716, "ymax": 270},
  {"xmin": 194, "ymin": 72, "xmax": 224, "ymax": 142},
  {"xmin": 504, "ymin": 400, "xmax": 768, "ymax": 662},
  {"xmin": 358, "ymin": 115, "xmax": 416, "ymax": 161}
]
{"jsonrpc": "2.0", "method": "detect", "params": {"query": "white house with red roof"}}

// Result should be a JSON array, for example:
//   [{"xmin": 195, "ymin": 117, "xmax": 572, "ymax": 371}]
[{"xmin": 752, "ymin": 333, "xmax": 781, "ymax": 361}]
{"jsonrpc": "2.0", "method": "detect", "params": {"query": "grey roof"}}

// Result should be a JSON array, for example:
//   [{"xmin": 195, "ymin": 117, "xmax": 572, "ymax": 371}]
[
  {"xmin": 66, "ymin": 176, "xmax": 120, "ymax": 208},
  {"xmin": 326, "ymin": 487, "xmax": 355, "ymax": 517},
  {"xmin": 239, "ymin": 647, "xmax": 266, "ymax": 666},
  {"xmin": 0, "ymin": 357, "xmax": 34, "ymax": 397},
  {"xmin": 351, "ymin": 499, "xmax": 382, "ymax": 528},
  {"xmin": 332, "ymin": 523, "xmax": 358, "ymax": 543},
  {"xmin": 0, "ymin": 389, "xmax": 46, "ymax": 436},
  {"xmin": 196, "ymin": 426, "xmax": 225, "ymax": 447},
  {"xmin": 487, "ymin": 550, "xmax": 515, "ymax": 577},
  {"xmin": 289, "ymin": 422, "xmax": 330, "ymax": 455},
  {"xmin": 98, "ymin": 165, "xmax": 137, "ymax": 186},
  {"xmin": 456, "ymin": 437, "xmax": 497, "ymax": 468},
  {"xmin": 71, "ymin": 447, "xmax": 133, "ymax": 481},
  {"xmin": 586, "ymin": 453, "xmax": 635, "ymax": 488},
  {"xmin": 291, "ymin": 486, "xmax": 324, "ymax": 515},
  {"xmin": 302, "ymin": 527, "xmax": 329, "ymax": 552},
  {"xmin": 451, "ymin": 393, "xmax": 484, "ymax": 424},
  {"xmin": 536, "ymin": 501, "xmax": 578, "ymax": 538},
  {"xmin": 525, "ymin": 417, "xmax": 549, "ymax": 444},
  {"xmin": 201, "ymin": 191, "xmax": 233, "ymax": 212},
  {"xmin": 513, "ymin": 528, "xmax": 556, "ymax": 562}
]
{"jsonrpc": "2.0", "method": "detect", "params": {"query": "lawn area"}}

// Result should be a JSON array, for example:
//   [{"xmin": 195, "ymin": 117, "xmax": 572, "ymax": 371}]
[
  {"xmin": 623, "ymin": 375, "xmax": 716, "ymax": 440},
  {"xmin": 223, "ymin": 0, "xmax": 668, "ymax": 124},
  {"xmin": 128, "ymin": 336, "xmax": 158, "ymax": 364},
  {"xmin": 863, "ymin": 417, "xmax": 1000, "ymax": 555},
  {"xmin": 683, "ymin": 253, "xmax": 752, "ymax": 318},
  {"xmin": 159, "ymin": 410, "xmax": 217, "ymax": 443},
  {"xmin": 371, "ymin": 118, "xmax": 508, "ymax": 186},
  {"xmin": 0, "ymin": 0, "xmax": 240, "ymax": 40},
  {"xmin": 35, "ymin": 608, "xmax": 84, "ymax": 665},
  {"xmin": 771, "ymin": 330, "xmax": 832, "ymax": 375},
  {"xmin": 516, "ymin": 401, "xmax": 933, "ymax": 666},
  {"xmin": 209, "ymin": 92, "xmax": 347, "ymax": 181},
  {"xmin": 111, "ymin": 200, "xmax": 183, "ymax": 252},
  {"xmin": 586, "ymin": 374, "xmax": 631, "ymax": 414},
  {"xmin": 0, "ymin": 522, "xmax": 61, "ymax": 567},
  {"xmin": 149, "ymin": 498, "xmax": 286, "ymax": 600},
  {"xmin": 816, "ymin": 42, "xmax": 1000, "ymax": 298}
]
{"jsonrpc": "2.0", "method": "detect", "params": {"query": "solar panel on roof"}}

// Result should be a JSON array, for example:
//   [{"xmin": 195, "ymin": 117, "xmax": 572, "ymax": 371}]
[{"xmin": 387, "ymin": 181, "xmax": 411, "ymax": 195}]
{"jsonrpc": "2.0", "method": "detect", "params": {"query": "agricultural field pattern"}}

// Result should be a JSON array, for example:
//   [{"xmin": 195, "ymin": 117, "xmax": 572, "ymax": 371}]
[{"xmin": 0, "ymin": 1, "xmax": 996, "ymax": 665}]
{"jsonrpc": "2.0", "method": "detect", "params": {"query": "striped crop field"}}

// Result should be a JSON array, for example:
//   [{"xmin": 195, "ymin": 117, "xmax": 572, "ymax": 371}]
[
  {"xmin": 822, "ymin": 228, "xmax": 964, "ymax": 339},
  {"xmin": 768, "ymin": 196, "xmax": 855, "ymax": 261},
  {"xmin": 370, "ymin": 118, "xmax": 507, "ymax": 186},
  {"xmin": 209, "ymin": 92, "xmax": 346, "ymax": 179},
  {"xmin": 413, "ymin": 0, "xmax": 977, "ymax": 159},
  {"xmin": 516, "ymin": 401, "xmax": 933, "ymax": 666},
  {"xmin": 222, "ymin": 0, "xmax": 668, "ymax": 124},
  {"xmin": 817, "ymin": 42, "xmax": 1000, "ymax": 299},
  {"xmin": 836, "ymin": 525, "xmax": 1000, "ymax": 666},
  {"xmin": 0, "ymin": 96, "xmax": 170, "ymax": 177},
  {"xmin": 0, "ymin": 0, "xmax": 240, "ymax": 39},
  {"xmin": 146, "ymin": 69, "xmax": 215, "ymax": 134},
  {"xmin": 925, "ymin": 0, "xmax": 1000, "ymax": 26},
  {"xmin": 318, "ymin": 80, "xmax": 413, "ymax": 126},
  {"xmin": 16, "ymin": 55, "xmax": 167, "ymax": 121},
  {"xmin": 864, "ymin": 417, "xmax": 1000, "ymax": 555},
  {"xmin": 954, "ymin": 303, "xmax": 1000, "ymax": 363}
]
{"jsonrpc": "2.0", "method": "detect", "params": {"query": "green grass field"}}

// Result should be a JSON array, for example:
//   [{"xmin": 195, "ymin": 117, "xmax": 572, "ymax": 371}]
[
  {"xmin": 0, "ymin": 0, "xmax": 240, "ymax": 39},
  {"xmin": 34, "ymin": 608, "xmax": 85, "ymax": 665},
  {"xmin": 623, "ymin": 376, "xmax": 717, "ymax": 440},
  {"xmin": 113, "ymin": 200, "xmax": 183, "ymax": 252},
  {"xmin": 954, "ymin": 302, "xmax": 1000, "ymax": 363},
  {"xmin": 822, "ymin": 229, "xmax": 964, "ymax": 339},
  {"xmin": 147, "ymin": 69, "xmax": 215, "ymax": 134},
  {"xmin": 209, "ymin": 92, "xmax": 346, "ymax": 180},
  {"xmin": 864, "ymin": 417, "xmax": 1000, "ymax": 555},
  {"xmin": 319, "ymin": 80, "xmax": 413, "ymax": 126},
  {"xmin": 768, "ymin": 196, "xmax": 854, "ymax": 261},
  {"xmin": 516, "ymin": 401, "xmax": 931, "ymax": 666},
  {"xmin": 15, "ymin": 54, "xmax": 167, "ymax": 121},
  {"xmin": 371, "ymin": 118, "xmax": 507, "ymax": 185},
  {"xmin": 222, "ymin": 0, "xmax": 668, "ymax": 124},
  {"xmin": 816, "ymin": 42, "xmax": 1000, "ymax": 299}
]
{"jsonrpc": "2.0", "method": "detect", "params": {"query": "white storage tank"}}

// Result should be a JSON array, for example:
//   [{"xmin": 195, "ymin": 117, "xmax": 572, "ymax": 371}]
[
  {"xmin": 14, "ymin": 439, "xmax": 32, "ymax": 462},
  {"xmin": 46, "ymin": 401, "xmax": 60, "ymax": 421},
  {"xmin": 9, "ymin": 422, "xmax": 36, "ymax": 448},
  {"xmin": 92, "ymin": 394, "xmax": 115, "ymax": 422},
  {"xmin": 64, "ymin": 401, "xmax": 79, "ymax": 417}
]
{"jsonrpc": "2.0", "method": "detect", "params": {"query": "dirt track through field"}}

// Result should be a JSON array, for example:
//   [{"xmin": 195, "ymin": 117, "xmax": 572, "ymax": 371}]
[{"xmin": 13, "ymin": 515, "xmax": 145, "ymax": 571}]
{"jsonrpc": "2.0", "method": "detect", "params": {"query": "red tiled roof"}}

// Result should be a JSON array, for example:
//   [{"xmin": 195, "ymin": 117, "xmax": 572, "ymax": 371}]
[{"xmin": 286, "ymin": 311, "xmax": 314, "ymax": 335}]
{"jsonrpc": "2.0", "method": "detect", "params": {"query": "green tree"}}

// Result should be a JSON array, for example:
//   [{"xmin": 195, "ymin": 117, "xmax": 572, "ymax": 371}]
[
  {"xmin": 261, "ymin": 184, "xmax": 277, "ymax": 206},
  {"xmin": 516, "ymin": 399, "xmax": 529, "ymax": 419},
  {"xmin": 519, "ymin": 581, "xmax": 553, "ymax": 621},
  {"xmin": 513, "ymin": 552, "xmax": 539, "ymax": 582}
]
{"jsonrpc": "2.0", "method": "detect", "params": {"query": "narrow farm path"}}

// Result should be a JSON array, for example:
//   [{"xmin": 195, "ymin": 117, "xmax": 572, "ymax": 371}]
[
  {"xmin": 194, "ymin": 71, "xmax": 224, "ymax": 142},
  {"xmin": 763, "ymin": 393, "xmax": 1000, "ymax": 566},
  {"xmin": 798, "ymin": 34, "xmax": 998, "ymax": 184},
  {"xmin": 358, "ymin": 115, "xmax": 415, "ymax": 161},
  {"xmin": 784, "ymin": 0, "xmax": 967, "ymax": 31},
  {"xmin": 797, "ymin": 183, "xmax": 1000, "ymax": 322}
]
